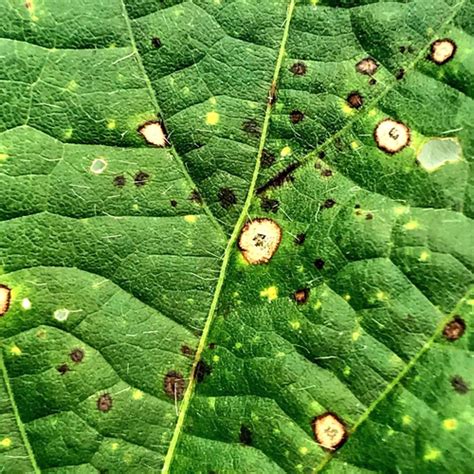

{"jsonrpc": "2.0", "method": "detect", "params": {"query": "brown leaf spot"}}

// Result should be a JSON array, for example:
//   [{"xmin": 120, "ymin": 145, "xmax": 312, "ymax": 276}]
[
  {"xmin": 70, "ymin": 348, "xmax": 84, "ymax": 363},
  {"xmin": 57, "ymin": 364, "xmax": 70, "ymax": 375},
  {"xmin": 312, "ymin": 412, "xmax": 348, "ymax": 450},
  {"xmin": 430, "ymin": 39, "xmax": 456, "ymax": 65},
  {"xmin": 242, "ymin": 119, "xmax": 261, "ymax": 136},
  {"xmin": 0, "ymin": 285, "xmax": 11, "ymax": 317},
  {"xmin": 290, "ymin": 62, "xmax": 307, "ymax": 76},
  {"xmin": 189, "ymin": 189, "xmax": 203, "ymax": 205},
  {"xmin": 218, "ymin": 187, "xmax": 237, "ymax": 209},
  {"xmin": 395, "ymin": 69, "xmax": 405, "ymax": 80},
  {"xmin": 314, "ymin": 258, "xmax": 325, "ymax": 270},
  {"xmin": 443, "ymin": 316, "xmax": 466, "ymax": 341},
  {"xmin": 356, "ymin": 57, "xmax": 378, "ymax": 76},
  {"xmin": 451, "ymin": 375, "xmax": 469, "ymax": 394},
  {"xmin": 374, "ymin": 119, "xmax": 410, "ymax": 154},
  {"xmin": 138, "ymin": 121, "xmax": 168, "ymax": 147},
  {"xmin": 113, "ymin": 175, "xmax": 126, "ymax": 188},
  {"xmin": 294, "ymin": 233, "xmax": 306, "ymax": 245},
  {"xmin": 134, "ymin": 171, "xmax": 150, "ymax": 187},
  {"xmin": 321, "ymin": 169, "xmax": 333, "ymax": 177},
  {"xmin": 346, "ymin": 92, "xmax": 364, "ymax": 109},
  {"xmin": 164, "ymin": 371, "xmax": 185, "ymax": 400},
  {"xmin": 170, "ymin": 199, "xmax": 178, "ymax": 208},
  {"xmin": 238, "ymin": 218, "xmax": 282, "ymax": 265},
  {"xmin": 261, "ymin": 149, "xmax": 276, "ymax": 168},
  {"xmin": 180, "ymin": 345, "xmax": 195, "ymax": 357},
  {"xmin": 260, "ymin": 197, "xmax": 279, "ymax": 213},
  {"xmin": 195, "ymin": 360, "xmax": 211, "ymax": 383},
  {"xmin": 239, "ymin": 425, "xmax": 252, "ymax": 445},
  {"xmin": 97, "ymin": 393, "xmax": 112, "ymax": 412},
  {"xmin": 290, "ymin": 110, "xmax": 304, "ymax": 124},
  {"xmin": 293, "ymin": 288, "xmax": 310, "ymax": 304},
  {"xmin": 322, "ymin": 198, "xmax": 336, "ymax": 209},
  {"xmin": 151, "ymin": 37, "xmax": 162, "ymax": 48}
]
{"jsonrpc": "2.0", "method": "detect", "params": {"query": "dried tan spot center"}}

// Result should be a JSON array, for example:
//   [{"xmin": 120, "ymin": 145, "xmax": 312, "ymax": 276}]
[
  {"xmin": 356, "ymin": 57, "xmax": 378, "ymax": 75},
  {"xmin": 138, "ymin": 121, "xmax": 168, "ymax": 147},
  {"xmin": 313, "ymin": 413, "xmax": 347, "ymax": 450},
  {"xmin": 0, "ymin": 285, "xmax": 11, "ymax": 316},
  {"xmin": 374, "ymin": 119, "xmax": 410, "ymax": 154},
  {"xmin": 238, "ymin": 218, "xmax": 282, "ymax": 264},
  {"xmin": 430, "ymin": 39, "xmax": 456, "ymax": 65}
]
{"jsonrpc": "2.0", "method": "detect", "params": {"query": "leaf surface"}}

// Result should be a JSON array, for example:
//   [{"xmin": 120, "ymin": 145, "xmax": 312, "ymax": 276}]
[{"xmin": 0, "ymin": 0, "xmax": 473, "ymax": 473}]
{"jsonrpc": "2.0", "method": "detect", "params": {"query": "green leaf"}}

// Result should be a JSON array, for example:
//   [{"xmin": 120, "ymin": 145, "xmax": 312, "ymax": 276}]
[{"xmin": 0, "ymin": 0, "xmax": 472, "ymax": 473}]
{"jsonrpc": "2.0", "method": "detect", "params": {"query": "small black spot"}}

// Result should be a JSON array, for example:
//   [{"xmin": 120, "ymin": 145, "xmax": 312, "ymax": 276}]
[
  {"xmin": 321, "ymin": 169, "xmax": 333, "ymax": 177},
  {"xmin": 261, "ymin": 149, "xmax": 276, "ymax": 168},
  {"xmin": 208, "ymin": 343, "xmax": 216, "ymax": 350},
  {"xmin": 290, "ymin": 110, "xmax": 304, "ymax": 124},
  {"xmin": 396, "ymin": 69, "xmax": 405, "ymax": 80},
  {"xmin": 57, "ymin": 364, "xmax": 69, "ymax": 375},
  {"xmin": 293, "ymin": 288, "xmax": 310, "ymax": 304},
  {"xmin": 314, "ymin": 258, "xmax": 325, "ymax": 270},
  {"xmin": 164, "ymin": 371, "xmax": 185, "ymax": 400},
  {"xmin": 369, "ymin": 78, "xmax": 377, "ymax": 86},
  {"xmin": 70, "ymin": 348, "xmax": 84, "ymax": 363},
  {"xmin": 451, "ymin": 375, "xmax": 469, "ymax": 394},
  {"xmin": 181, "ymin": 345, "xmax": 195, "ymax": 357},
  {"xmin": 113, "ymin": 175, "xmax": 126, "ymax": 188},
  {"xmin": 218, "ymin": 187, "xmax": 237, "ymax": 209},
  {"xmin": 315, "ymin": 162, "xmax": 322, "ymax": 170},
  {"xmin": 354, "ymin": 204, "xmax": 361, "ymax": 209},
  {"xmin": 399, "ymin": 46, "xmax": 407, "ymax": 53},
  {"xmin": 151, "ymin": 37, "xmax": 162, "ymax": 48},
  {"xmin": 189, "ymin": 189, "xmax": 203, "ymax": 205},
  {"xmin": 170, "ymin": 199, "xmax": 178, "ymax": 208},
  {"xmin": 195, "ymin": 360, "xmax": 211, "ymax": 383},
  {"xmin": 318, "ymin": 151, "xmax": 326, "ymax": 160},
  {"xmin": 365, "ymin": 213, "xmax": 374, "ymax": 220},
  {"xmin": 443, "ymin": 316, "xmax": 466, "ymax": 341},
  {"xmin": 294, "ymin": 233, "xmax": 306, "ymax": 245},
  {"xmin": 97, "ymin": 393, "xmax": 112, "ymax": 412},
  {"xmin": 242, "ymin": 119, "xmax": 261, "ymax": 136},
  {"xmin": 346, "ymin": 92, "xmax": 364, "ymax": 109},
  {"xmin": 322, "ymin": 198, "xmax": 336, "ymax": 209},
  {"xmin": 290, "ymin": 62, "xmax": 307, "ymax": 76},
  {"xmin": 134, "ymin": 171, "xmax": 150, "ymax": 187},
  {"xmin": 261, "ymin": 197, "xmax": 279, "ymax": 213},
  {"xmin": 239, "ymin": 425, "xmax": 252, "ymax": 445},
  {"xmin": 256, "ymin": 161, "xmax": 301, "ymax": 195}
]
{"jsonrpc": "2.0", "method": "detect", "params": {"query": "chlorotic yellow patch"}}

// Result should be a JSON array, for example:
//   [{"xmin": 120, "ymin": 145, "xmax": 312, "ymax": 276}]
[
  {"xmin": 342, "ymin": 104, "xmax": 355, "ymax": 115},
  {"xmin": 314, "ymin": 300, "xmax": 322, "ymax": 310},
  {"xmin": 280, "ymin": 146, "xmax": 292, "ymax": 157},
  {"xmin": 423, "ymin": 448, "xmax": 441, "ymax": 461},
  {"xmin": 394, "ymin": 205, "xmax": 409, "ymax": 215},
  {"xmin": 184, "ymin": 215, "xmax": 198, "ymax": 224},
  {"xmin": 419, "ymin": 251, "xmax": 430, "ymax": 262},
  {"xmin": 63, "ymin": 128, "xmax": 73, "ymax": 139},
  {"xmin": 205, "ymin": 111, "xmax": 220, "ymax": 126},
  {"xmin": 402, "ymin": 415, "xmax": 412, "ymax": 425},
  {"xmin": 111, "ymin": 442, "xmax": 119, "ymax": 451},
  {"xmin": 368, "ymin": 109, "xmax": 377, "ymax": 117},
  {"xmin": 67, "ymin": 80, "xmax": 78, "ymax": 91},
  {"xmin": 442, "ymin": 418, "xmax": 458, "ymax": 431},
  {"xmin": 290, "ymin": 320, "xmax": 301, "ymax": 330},
  {"xmin": 234, "ymin": 342, "xmax": 242, "ymax": 349},
  {"xmin": 209, "ymin": 97, "xmax": 217, "ymax": 105},
  {"xmin": 351, "ymin": 329, "xmax": 361, "ymax": 341},
  {"xmin": 0, "ymin": 153, "xmax": 8, "ymax": 160},
  {"xmin": 260, "ymin": 286, "xmax": 278, "ymax": 301},
  {"xmin": 403, "ymin": 220, "xmax": 419, "ymax": 230},
  {"xmin": 0, "ymin": 438, "xmax": 12, "ymax": 448},
  {"xmin": 343, "ymin": 294, "xmax": 351, "ymax": 301},
  {"xmin": 467, "ymin": 299, "xmax": 474, "ymax": 306},
  {"xmin": 351, "ymin": 141, "xmax": 360, "ymax": 150},
  {"xmin": 10, "ymin": 345, "xmax": 21, "ymax": 356},
  {"xmin": 212, "ymin": 355, "xmax": 220, "ymax": 363},
  {"xmin": 132, "ymin": 389, "xmax": 143, "ymax": 400},
  {"xmin": 21, "ymin": 298, "xmax": 32, "ymax": 310},
  {"xmin": 298, "ymin": 446, "xmax": 309, "ymax": 455},
  {"xmin": 376, "ymin": 291, "xmax": 388, "ymax": 301},
  {"xmin": 106, "ymin": 119, "xmax": 116, "ymax": 130},
  {"xmin": 343, "ymin": 366, "xmax": 351, "ymax": 376}
]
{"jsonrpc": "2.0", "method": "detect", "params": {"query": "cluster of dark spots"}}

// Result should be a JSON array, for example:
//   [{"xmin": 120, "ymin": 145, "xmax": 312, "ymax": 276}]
[
  {"xmin": 294, "ymin": 233, "xmax": 306, "ymax": 245},
  {"xmin": 134, "ymin": 171, "xmax": 150, "ymax": 187},
  {"xmin": 218, "ymin": 187, "xmax": 237, "ymax": 209},
  {"xmin": 97, "ymin": 393, "xmax": 113, "ymax": 412},
  {"xmin": 57, "ymin": 364, "xmax": 70, "ymax": 375},
  {"xmin": 195, "ymin": 360, "xmax": 211, "ymax": 383},
  {"xmin": 261, "ymin": 149, "xmax": 276, "ymax": 168},
  {"xmin": 451, "ymin": 375, "xmax": 469, "ymax": 394},
  {"xmin": 181, "ymin": 345, "xmax": 195, "ymax": 357},
  {"xmin": 395, "ymin": 69, "xmax": 405, "ymax": 80},
  {"xmin": 239, "ymin": 425, "xmax": 252, "ymax": 445},
  {"xmin": 151, "ymin": 37, "xmax": 162, "ymax": 48},
  {"xmin": 321, "ymin": 169, "xmax": 333, "ymax": 177},
  {"xmin": 290, "ymin": 110, "xmax": 304, "ymax": 124},
  {"xmin": 346, "ymin": 92, "xmax": 364, "ymax": 109},
  {"xmin": 70, "ymin": 348, "xmax": 84, "ymax": 363},
  {"xmin": 113, "ymin": 175, "xmax": 126, "ymax": 188},
  {"xmin": 365, "ymin": 212, "xmax": 374, "ymax": 220},
  {"xmin": 260, "ymin": 197, "xmax": 279, "ymax": 213},
  {"xmin": 314, "ymin": 258, "xmax": 325, "ymax": 270},
  {"xmin": 443, "ymin": 316, "xmax": 466, "ymax": 341},
  {"xmin": 0, "ymin": 284, "xmax": 12, "ymax": 316},
  {"xmin": 322, "ymin": 198, "xmax": 336, "ymax": 209},
  {"xmin": 189, "ymin": 189, "xmax": 203, "ymax": 205},
  {"xmin": 293, "ymin": 288, "xmax": 310, "ymax": 304},
  {"xmin": 256, "ymin": 161, "xmax": 301, "ymax": 195},
  {"xmin": 164, "ymin": 371, "xmax": 185, "ymax": 400},
  {"xmin": 242, "ymin": 119, "xmax": 261, "ymax": 136},
  {"xmin": 170, "ymin": 199, "xmax": 178, "ymax": 208},
  {"xmin": 290, "ymin": 62, "xmax": 307, "ymax": 76},
  {"xmin": 356, "ymin": 57, "xmax": 378, "ymax": 76}
]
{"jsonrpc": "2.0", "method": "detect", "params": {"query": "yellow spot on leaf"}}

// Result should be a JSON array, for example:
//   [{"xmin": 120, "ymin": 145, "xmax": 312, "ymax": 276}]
[
  {"xmin": 234, "ymin": 342, "xmax": 242, "ymax": 349},
  {"xmin": 376, "ymin": 291, "xmax": 388, "ymax": 301},
  {"xmin": 275, "ymin": 351, "xmax": 286, "ymax": 358},
  {"xmin": 442, "ymin": 418, "xmax": 457, "ymax": 431},
  {"xmin": 67, "ymin": 80, "xmax": 78, "ymax": 92},
  {"xmin": 394, "ymin": 205, "xmax": 409, "ymax": 215},
  {"xmin": 343, "ymin": 294, "xmax": 351, "ymax": 301},
  {"xmin": 0, "ymin": 153, "xmax": 8, "ymax": 160},
  {"xmin": 106, "ymin": 119, "xmax": 116, "ymax": 130},
  {"xmin": 111, "ymin": 442, "xmax": 119, "ymax": 451},
  {"xmin": 351, "ymin": 330, "xmax": 361, "ymax": 341},
  {"xmin": 209, "ymin": 97, "xmax": 217, "ymax": 105},
  {"xmin": 314, "ymin": 300, "xmax": 322, "ymax": 310},
  {"xmin": 423, "ymin": 448, "xmax": 441, "ymax": 461},
  {"xmin": 0, "ymin": 438, "xmax": 11, "ymax": 448},
  {"xmin": 368, "ymin": 109, "xmax": 377, "ymax": 117},
  {"xmin": 132, "ymin": 389, "xmax": 143, "ymax": 400},
  {"xmin": 419, "ymin": 251, "xmax": 430, "ymax": 262},
  {"xmin": 21, "ymin": 298, "xmax": 31, "ymax": 310},
  {"xmin": 351, "ymin": 141, "xmax": 360, "ymax": 150},
  {"xmin": 206, "ymin": 111, "xmax": 219, "ymax": 126},
  {"xmin": 184, "ymin": 215, "xmax": 198, "ymax": 223},
  {"xmin": 299, "ymin": 446, "xmax": 309, "ymax": 455},
  {"xmin": 402, "ymin": 415, "xmax": 412, "ymax": 425},
  {"xmin": 290, "ymin": 320, "xmax": 301, "ymax": 330},
  {"xmin": 10, "ymin": 345, "xmax": 21, "ymax": 356},
  {"xmin": 63, "ymin": 128, "xmax": 73, "ymax": 140},
  {"xmin": 404, "ymin": 220, "xmax": 419, "ymax": 230},
  {"xmin": 260, "ymin": 286, "xmax": 278, "ymax": 302},
  {"xmin": 280, "ymin": 146, "xmax": 292, "ymax": 157},
  {"xmin": 343, "ymin": 366, "xmax": 351, "ymax": 376},
  {"xmin": 342, "ymin": 104, "xmax": 355, "ymax": 115},
  {"xmin": 212, "ymin": 355, "xmax": 220, "ymax": 363}
]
